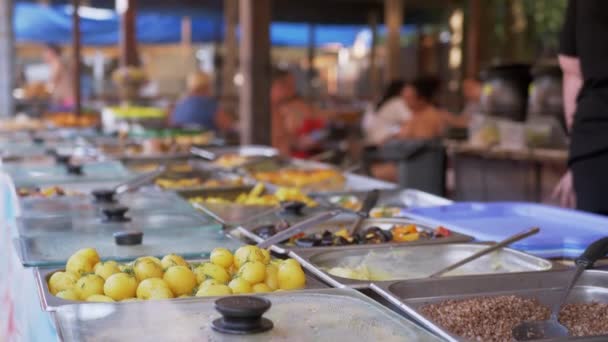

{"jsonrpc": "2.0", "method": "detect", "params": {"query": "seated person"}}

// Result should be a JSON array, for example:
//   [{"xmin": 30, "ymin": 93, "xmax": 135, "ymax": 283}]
[
  {"xmin": 372, "ymin": 76, "xmax": 447, "ymax": 181},
  {"xmin": 172, "ymin": 72, "xmax": 232, "ymax": 132},
  {"xmin": 362, "ymin": 80, "xmax": 412, "ymax": 145},
  {"xmin": 271, "ymin": 69, "xmax": 326, "ymax": 158}
]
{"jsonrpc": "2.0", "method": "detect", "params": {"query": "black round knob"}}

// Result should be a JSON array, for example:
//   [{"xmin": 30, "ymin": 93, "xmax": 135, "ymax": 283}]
[
  {"xmin": 91, "ymin": 189, "xmax": 117, "ymax": 203},
  {"xmin": 280, "ymin": 201, "xmax": 306, "ymax": 216},
  {"xmin": 101, "ymin": 206, "xmax": 131, "ymax": 222},
  {"xmin": 66, "ymin": 164, "xmax": 83, "ymax": 175},
  {"xmin": 56, "ymin": 154, "xmax": 71, "ymax": 165},
  {"xmin": 113, "ymin": 231, "xmax": 143, "ymax": 245},
  {"xmin": 32, "ymin": 137, "xmax": 44, "ymax": 145},
  {"xmin": 212, "ymin": 296, "xmax": 273, "ymax": 335}
]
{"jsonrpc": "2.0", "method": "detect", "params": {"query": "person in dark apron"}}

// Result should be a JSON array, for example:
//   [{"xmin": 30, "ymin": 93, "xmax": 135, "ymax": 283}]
[{"xmin": 554, "ymin": 0, "xmax": 608, "ymax": 214}]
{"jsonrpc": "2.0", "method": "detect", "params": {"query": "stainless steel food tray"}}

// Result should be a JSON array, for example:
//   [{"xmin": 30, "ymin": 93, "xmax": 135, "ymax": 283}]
[
  {"xmin": 182, "ymin": 186, "xmax": 282, "ymax": 227},
  {"xmin": 314, "ymin": 188, "xmax": 452, "ymax": 212},
  {"xmin": 35, "ymin": 259, "xmax": 330, "ymax": 311},
  {"xmin": 193, "ymin": 145, "xmax": 280, "ymax": 171},
  {"xmin": 291, "ymin": 242, "xmax": 553, "ymax": 289},
  {"xmin": 371, "ymin": 269, "xmax": 608, "ymax": 342},
  {"xmin": 237, "ymin": 217, "xmax": 472, "ymax": 256},
  {"xmin": 153, "ymin": 168, "xmax": 255, "ymax": 193}
]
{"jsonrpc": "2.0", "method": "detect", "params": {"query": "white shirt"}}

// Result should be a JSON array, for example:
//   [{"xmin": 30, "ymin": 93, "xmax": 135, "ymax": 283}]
[{"xmin": 363, "ymin": 97, "xmax": 412, "ymax": 145}]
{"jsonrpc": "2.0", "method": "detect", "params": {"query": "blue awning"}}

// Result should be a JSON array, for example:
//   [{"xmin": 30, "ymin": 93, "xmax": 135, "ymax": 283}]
[{"xmin": 14, "ymin": 3, "xmax": 416, "ymax": 47}]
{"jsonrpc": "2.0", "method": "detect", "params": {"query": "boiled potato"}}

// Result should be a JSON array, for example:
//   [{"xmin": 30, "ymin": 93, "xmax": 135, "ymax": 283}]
[
  {"xmin": 199, "ymin": 279, "xmax": 220, "ymax": 288},
  {"xmin": 74, "ymin": 248, "xmax": 100, "ymax": 266},
  {"xmin": 104, "ymin": 273, "xmax": 138, "ymax": 301},
  {"xmin": 161, "ymin": 254, "xmax": 189, "ymax": 269},
  {"xmin": 196, "ymin": 284, "xmax": 232, "ymax": 297},
  {"xmin": 121, "ymin": 298, "xmax": 140, "ymax": 303},
  {"xmin": 228, "ymin": 278, "xmax": 252, "ymax": 294},
  {"xmin": 278, "ymin": 259, "xmax": 306, "ymax": 290},
  {"xmin": 210, "ymin": 248, "xmax": 233, "ymax": 268},
  {"xmin": 260, "ymin": 249, "xmax": 271, "ymax": 265},
  {"xmin": 252, "ymin": 283, "xmax": 272, "ymax": 293},
  {"xmin": 55, "ymin": 289, "xmax": 79, "ymax": 300},
  {"xmin": 94, "ymin": 261, "xmax": 121, "ymax": 280},
  {"xmin": 136, "ymin": 278, "xmax": 172, "ymax": 300},
  {"xmin": 264, "ymin": 264, "xmax": 279, "ymax": 291},
  {"xmin": 75, "ymin": 274, "xmax": 105, "ymax": 300},
  {"xmin": 234, "ymin": 245, "xmax": 265, "ymax": 269},
  {"xmin": 48, "ymin": 271, "xmax": 78, "ymax": 295},
  {"xmin": 238, "ymin": 261, "xmax": 266, "ymax": 285},
  {"xmin": 133, "ymin": 258, "xmax": 164, "ymax": 282},
  {"xmin": 197, "ymin": 263, "xmax": 230, "ymax": 284},
  {"xmin": 86, "ymin": 294, "xmax": 115, "ymax": 303},
  {"xmin": 137, "ymin": 256, "xmax": 162, "ymax": 266},
  {"xmin": 163, "ymin": 266, "xmax": 197, "ymax": 297},
  {"xmin": 148, "ymin": 287, "xmax": 174, "ymax": 300},
  {"xmin": 66, "ymin": 254, "xmax": 94, "ymax": 276}
]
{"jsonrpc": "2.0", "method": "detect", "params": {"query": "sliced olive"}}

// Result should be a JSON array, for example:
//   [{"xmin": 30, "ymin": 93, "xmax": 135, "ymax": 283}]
[{"xmin": 294, "ymin": 237, "xmax": 316, "ymax": 248}]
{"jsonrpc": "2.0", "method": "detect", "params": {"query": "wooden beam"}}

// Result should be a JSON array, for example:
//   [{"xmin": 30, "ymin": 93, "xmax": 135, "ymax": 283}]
[
  {"xmin": 238, "ymin": 0, "xmax": 271, "ymax": 145},
  {"xmin": 221, "ymin": 0, "xmax": 238, "ymax": 105},
  {"xmin": 385, "ymin": 0, "xmax": 404, "ymax": 81},
  {"xmin": 0, "ymin": 0, "xmax": 13, "ymax": 117},
  {"xmin": 368, "ymin": 11, "xmax": 380, "ymax": 99},
  {"xmin": 72, "ymin": 0, "xmax": 82, "ymax": 116},
  {"xmin": 465, "ymin": 0, "xmax": 481, "ymax": 78},
  {"xmin": 119, "ymin": 0, "xmax": 140, "ymax": 67}
]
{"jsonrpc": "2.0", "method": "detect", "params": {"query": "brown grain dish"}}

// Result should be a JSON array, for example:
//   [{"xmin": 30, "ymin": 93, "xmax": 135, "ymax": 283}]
[
  {"xmin": 419, "ymin": 295, "xmax": 550, "ymax": 342},
  {"xmin": 559, "ymin": 303, "xmax": 608, "ymax": 337}
]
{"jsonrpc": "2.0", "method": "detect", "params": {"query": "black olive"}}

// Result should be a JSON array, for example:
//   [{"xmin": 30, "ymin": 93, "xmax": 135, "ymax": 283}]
[
  {"xmin": 359, "ymin": 227, "xmax": 390, "ymax": 244},
  {"xmin": 253, "ymin": 225, "xmax": 277, "ymax": 239},
  {"xmin": 381, "ymin": 229, "xmax": 393, "ymax": 241},
  {"xmin": 320, "ymin": 233, "xmax": 334, "ymax": 246},
  {"xmin": 295, "ymin": 237, "xmax": 316, "ymax": 248}
]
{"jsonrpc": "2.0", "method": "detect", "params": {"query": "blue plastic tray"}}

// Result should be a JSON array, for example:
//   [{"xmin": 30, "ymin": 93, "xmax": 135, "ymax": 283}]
[{"xmin": 405, "ymin": 202, "xmax": 608, "ymax": 259}]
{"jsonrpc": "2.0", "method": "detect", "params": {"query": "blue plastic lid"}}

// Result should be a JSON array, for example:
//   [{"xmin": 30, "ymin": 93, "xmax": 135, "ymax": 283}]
[{"xmin": 406, "ymin": 202, "xmax": 608, "ymax": 259}]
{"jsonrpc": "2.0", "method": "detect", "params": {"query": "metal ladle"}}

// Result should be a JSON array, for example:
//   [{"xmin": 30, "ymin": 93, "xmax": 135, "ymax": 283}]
[
  {"xmin": 512, "ymin": 236, "xmax": 608, "ymax": 341},
  {"xmin": 429, "ymin": 227, "xmax": 540, "ymax": 278}
]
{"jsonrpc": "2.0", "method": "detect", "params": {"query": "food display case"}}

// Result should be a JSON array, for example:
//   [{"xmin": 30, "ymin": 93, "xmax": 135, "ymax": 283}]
[
  {"xmin": 18, "ymin": 188, "xmax": 197, "ymax": 218},
  {"xmin": 12, "ymin": 211, "xmax": 241, "ymax": 266},
  {"xmin": 2, "ymin": 161, "xmax": 132, "ymax": 188},
  {"xmin": 291, "ymin": 243, "xmax": 553, "ymax": 288},
  {"xmin": 370, "ymin": 269, "xmax": 608, "ymax": 342},
  {"xmin": 51, "ymin": 288, "xmax": 441, "ymax": 341}
]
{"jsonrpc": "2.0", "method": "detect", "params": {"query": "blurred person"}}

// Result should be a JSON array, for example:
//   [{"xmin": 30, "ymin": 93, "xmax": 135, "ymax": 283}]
[
  {"xmin": 271, "ymin": 69, "xmax": 326, "ymax": 158},
  {"xmin": 462, "ymin": 77, "xmax": 483, "ymax": 117},
  {"xmin": 372, "ymin": 76, "xmax": 448, "ymax": 181},
  {"xmin": 172, "ymin": 71, "xmax": 232, "ymax": 132},
  {"xmin": 362, "ymin": 80, "xmax": 412, "ymax": 145},
  {"xmin": 396, "ymin": 76, "xmax": 447, "ymax": 139},
  {"xmin": 43, "ymin": 44, "xmax": 75, "ymax": 110},
  {"xmin": 552, "ymin": 0, "xmax": 608, "ymax": 214}
]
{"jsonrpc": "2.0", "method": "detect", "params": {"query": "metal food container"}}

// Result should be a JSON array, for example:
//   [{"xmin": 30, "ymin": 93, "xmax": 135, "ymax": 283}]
[
  {"xmin": 50, "ymin": 288, "xmax": 441, "ymax": 342},
  {"xmin": 291, "ymin": 243, "xmax": 552, "ymax": 288},
  {"xmin": 153, "ymin": 168, "xmax": 254, "ymax": 193},
  {"xmin": 193, "ymin": 145, "xmax": 279, "ymax": 171},
  {"xmin": 370, "ymin": 269, "xmax": 608, "ymax": 342},
  {"xmin": 35, "ymin": 258, "xmax": 329, "ymax": 311},
  {"xmin": 314, "ymin": 188, "xmax": 453, "ymax": 214},
  {"xmin": 181, "ymin": 186, "xmax": 286, "ymax": 227},
  {"xmin": 237, "ymin": 217, "xmax": 472, "ymax": 255}
]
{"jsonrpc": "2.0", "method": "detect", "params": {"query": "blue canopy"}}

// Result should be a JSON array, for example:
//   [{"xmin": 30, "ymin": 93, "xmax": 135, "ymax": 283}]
[{"xmin": 14, "ymin": 3, "xmax": 416, "ymax": 47}]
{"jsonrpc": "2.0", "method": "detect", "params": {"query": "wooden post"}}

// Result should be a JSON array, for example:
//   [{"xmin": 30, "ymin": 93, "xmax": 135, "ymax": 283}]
[
  {"xmin": 72, "ymin": 0, "xmax": 82, "ymax": 116},
  {"xmin": 368, "ymin": 11, "xmax": 379, "ymax": 99},
  {"xmin": 222, "ymin": 0, "xmax": 238, "ymax": 111},
  {"xmin": 238, "ymin": 0, "xmax": 271, "ymax": 145},
  {"xmin": 465, "ymin": 0, "xmax": 481, "ymax": 78},
  {"xmin": 306, "ymin": 23, "xmax": 316, "ymax": 98},
  {"xmin": 0, "ymin": 0, "xmax": 13, "ymax": 117},
  {"xmin": 384, "ymin": 0, "xmax": 404, "ymax": 82},
  {"xmin": 118, "ymin": 0, "xmax": 140, "ymax": 67}
]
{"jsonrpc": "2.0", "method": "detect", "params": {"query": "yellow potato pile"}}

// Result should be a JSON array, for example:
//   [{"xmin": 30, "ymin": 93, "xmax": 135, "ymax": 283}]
[
  {"xmin": 190, "ymin": 183, "xmax": 317, "ymax": 207},
  {"xmin": 48, "ymin": 245, "xmax": 307, "ymax": 302}
]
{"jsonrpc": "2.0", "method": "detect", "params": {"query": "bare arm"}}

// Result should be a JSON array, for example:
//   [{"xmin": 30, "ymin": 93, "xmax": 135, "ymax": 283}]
[{"xmin": 558, "ymin": 54, "xmax": 582, "ymax": 131}]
